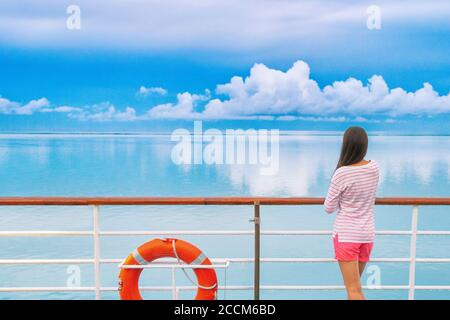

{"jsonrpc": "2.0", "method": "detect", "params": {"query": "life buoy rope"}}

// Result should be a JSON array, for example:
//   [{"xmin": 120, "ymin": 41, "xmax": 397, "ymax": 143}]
[{"xmin": 171, "ymin": 239, "xmax": 217, "ymax": 291}]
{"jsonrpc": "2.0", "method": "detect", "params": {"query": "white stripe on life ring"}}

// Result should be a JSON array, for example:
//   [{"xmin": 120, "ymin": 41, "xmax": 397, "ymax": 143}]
[
  {"xmin": 132, "ymin": 249, "xmax": 148, "ymax": 265},
  {"xmin": 190, "ymin": 252, "xmax": 207, "ymax": 266}
]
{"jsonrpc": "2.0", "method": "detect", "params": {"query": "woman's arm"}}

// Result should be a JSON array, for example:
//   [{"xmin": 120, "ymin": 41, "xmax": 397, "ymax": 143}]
[{"xmin": 324, "ymin": 173, "xmax": 342, "ymax": 214}]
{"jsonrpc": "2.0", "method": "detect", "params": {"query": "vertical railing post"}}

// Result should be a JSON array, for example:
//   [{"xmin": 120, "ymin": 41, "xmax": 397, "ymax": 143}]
[
  {"xmin": 408, "ymin": 205, "xmax": 419, "ymax": 300},
  {"xmin": 93, "ymin": 205, "xmax": 101, "ymax": 300},
  {"xmin": 253, "ymin": 201, "xmax": 261, "ymax": 300},
  {"xmin": 172, "ymin": 267, "xmax": 177, "ymax": 300}
]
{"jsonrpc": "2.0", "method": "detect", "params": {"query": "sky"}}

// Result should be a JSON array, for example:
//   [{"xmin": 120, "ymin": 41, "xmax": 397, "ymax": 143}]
[{"xmin": 0, "ymin": 0, "xmax": 450, "ymax": 133}]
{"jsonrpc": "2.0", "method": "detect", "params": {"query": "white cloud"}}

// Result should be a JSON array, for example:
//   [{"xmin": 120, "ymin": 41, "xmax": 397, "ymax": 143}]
[
  {"xmin": 53, "ymin": 106, "xmax": 83, "ymax": 113},
  {"xmin": 0, "ymin": 97, "xmax": 19, "ymax": 114},
  {"xmin": 69, "ymin": 102, "xmax": 138, "ymax": 121},
  {"xmin": 41, "ymin": 106, "xmax": 83, "ymax": 113},
  {"xmin": 0, "ymin": 96, "xmax": 85, "ymax": 115},
  {"xmin": 0, "ymin": 97, "xmax": 50, "ymax": 115},
  {"xmin": 276, "ymin": 116, "xmax": 347, "ymax": 122},
  {"xmin": 147, "ymin": 90, "xmax": 210, "ymax": 119},
  {"xmin": 145, "ymin": 60, "xmax": 450, "ymax": 120},
  {"xmin": 137, "ymin": 86, "xmax": 167, "ymax": 97},
  {"xmin": 2, "ymin": 60, "xmax": 450, "ymax": 122},
  {"xmin": 0, "ymin": 0, "xmax": 448, "ymax": 52}
]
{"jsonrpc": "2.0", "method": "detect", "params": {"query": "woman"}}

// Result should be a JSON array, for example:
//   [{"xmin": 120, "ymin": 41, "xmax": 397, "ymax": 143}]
[{"xmin": 324, "ymin": 127, "xmax": 379, "ymax": 300}]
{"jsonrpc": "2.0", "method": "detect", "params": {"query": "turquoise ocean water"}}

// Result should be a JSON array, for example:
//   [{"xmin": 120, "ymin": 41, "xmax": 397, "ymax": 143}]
[{"xmin": 1, "ymin": 133, "xmax": 450, "ymax": 300}]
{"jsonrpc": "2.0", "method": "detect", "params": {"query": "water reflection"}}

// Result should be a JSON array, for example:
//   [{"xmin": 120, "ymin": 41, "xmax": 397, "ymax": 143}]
[
  {"xmin": 0, "ymin": 134, "xmax": 449, "ymax": 196},
  {"xmin": 0, "ymin": 145, "xmax": 8, "ymax": 165},
  {"xmin": 219, "ymin": 135, "xmax": 450, "ymax": 197}
]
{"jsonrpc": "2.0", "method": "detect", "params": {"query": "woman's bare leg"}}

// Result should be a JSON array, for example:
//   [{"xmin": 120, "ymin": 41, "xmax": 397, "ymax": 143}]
[
  {"xmin": 358, "ymin": 262, "xmax": 367, "ymax": 277},
  {"xmin": 338, "ymin": 261, "xmax": 365, "ymax": 300}
]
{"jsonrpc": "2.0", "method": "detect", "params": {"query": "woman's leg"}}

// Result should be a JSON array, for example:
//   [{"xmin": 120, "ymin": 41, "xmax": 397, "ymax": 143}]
[
  {"xmin": 358, "ymin": 262, "xmax": 367, "ymax": 277},
  {"xmin": 358, "ymin": 242, "xmax": 373, "ymax": 277},
  {"xmin": 338, "ymin": 261, "xmax": 365, "ymax": 300}
]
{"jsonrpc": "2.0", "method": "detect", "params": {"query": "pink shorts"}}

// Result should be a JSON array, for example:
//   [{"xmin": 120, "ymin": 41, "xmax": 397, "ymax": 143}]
[{"xmin": 333, "ymin": 234, "xmax": 373, "ymax": 262}]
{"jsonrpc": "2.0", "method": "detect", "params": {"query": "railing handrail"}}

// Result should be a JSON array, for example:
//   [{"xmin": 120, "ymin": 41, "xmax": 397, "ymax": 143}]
[{"xmin": 0, "ymin": 196, "xmax": 450, "ymax": 205}]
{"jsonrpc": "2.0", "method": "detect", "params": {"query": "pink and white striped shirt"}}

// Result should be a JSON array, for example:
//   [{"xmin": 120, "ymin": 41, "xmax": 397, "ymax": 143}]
[{"xmin": 324, "ymin": 160, "xmax": 379, "ymax": 243}]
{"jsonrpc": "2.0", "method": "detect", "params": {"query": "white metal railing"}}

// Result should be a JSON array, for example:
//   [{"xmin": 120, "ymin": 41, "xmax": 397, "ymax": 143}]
[{"xmin": 0, "ymin": 201, "xmax": 450, "ymax": 300}]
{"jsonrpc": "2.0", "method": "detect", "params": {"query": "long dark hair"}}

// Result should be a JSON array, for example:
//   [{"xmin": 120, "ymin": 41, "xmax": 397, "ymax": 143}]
[{"xmin": 336, "ymin": 127, "xmax": 368, "ymax": 170}]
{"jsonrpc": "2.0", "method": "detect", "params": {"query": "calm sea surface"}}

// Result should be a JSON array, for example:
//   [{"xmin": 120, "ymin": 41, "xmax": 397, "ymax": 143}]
[{"xmin": 1, "ymin": 133, "xmax": 450, "ymax": 300}]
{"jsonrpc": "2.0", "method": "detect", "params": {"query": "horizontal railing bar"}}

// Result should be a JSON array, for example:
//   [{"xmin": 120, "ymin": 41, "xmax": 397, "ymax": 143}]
[
  {"xmin": 5, "ymin": 229, "xmax": 450, "ymax": 237},
  {"xmin": 101, "ymin": 230, "xmax": 255, "ymax": 236},
  {"xmin": 0, "ymin": 287, "xmax": 96, "ymax": 292},
  {"xmin": 0, "ymin": 259, "xmax": 95, "ymax": 265},
  {"xmin": 417, "ymin": 231, "xmax": 450, "ymax": 235},
  {"xmin": 100, "ymin": 230, "xmax": 414, "ymax": 236},
  {"xmin": 119, "ymin": 263, "xmax": 229, "ymax": 269},
  {"xmin": 143, "ymin": 285, "xmax": 450, "ymax": 291},
  {"xmin": 0, "ymin": 231, "xmax": 93, "ymax": 237},
  {"xmin": 0, "ymin": 197, "xmax": 450, "ymax": 206},
  {"xmin": 416, "ymin": 258, "xmax": 450, "ymax": 263},
  {"xmin": 3, "ymin": 285, "xmax": 450, "ymax": 293},
  {"xmin": 3, "ymin": 257, "xmax": 450, "ymax": 265}
]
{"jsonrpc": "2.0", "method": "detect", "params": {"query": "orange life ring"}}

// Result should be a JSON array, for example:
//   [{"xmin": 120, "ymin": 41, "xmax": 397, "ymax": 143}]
[{"xmin": 118, "ymin": 238, "xmax": 218, "ymax": 300}]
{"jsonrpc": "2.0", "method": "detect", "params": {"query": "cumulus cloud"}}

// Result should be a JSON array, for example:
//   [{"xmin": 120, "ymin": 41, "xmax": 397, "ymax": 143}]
[
  {"xmin": 0, "ymin": 96, "xmax": 138, "ymax": 121},
  {"xmin": 2, "ymin": 60, "xmax": 450, "ymax": 122},
  {"xmin": 147, "ymin": 90, "xmax": 210, "ymax": 119},
  {"xmin": 0, "ymin": 96, "xmax": 86, "ymax": 115},
  {"xmin": 0, "ymin": 97, "xmax": 51, "ymax": 115},
  {"xmin": 137, "ymin": 86, "xmax": 167, "ymax": 97},
  {"xmin": 145, "ymin": 60, "xmax": 450, "ymax": 120}
]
